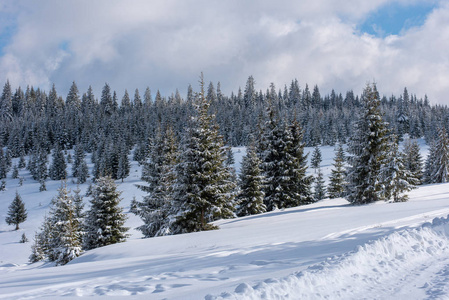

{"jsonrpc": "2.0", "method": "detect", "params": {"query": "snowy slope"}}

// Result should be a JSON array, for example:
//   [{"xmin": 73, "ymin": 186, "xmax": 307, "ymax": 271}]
[{"xmin": 2, "ymin": 141, "xmax": 449, "ymax": 299}]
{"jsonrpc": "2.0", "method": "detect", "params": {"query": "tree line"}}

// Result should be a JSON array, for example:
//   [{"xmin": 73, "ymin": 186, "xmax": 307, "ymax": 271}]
[{"xmin": 2, "ymin": 76, "xmax": 449, "ymax": 266}]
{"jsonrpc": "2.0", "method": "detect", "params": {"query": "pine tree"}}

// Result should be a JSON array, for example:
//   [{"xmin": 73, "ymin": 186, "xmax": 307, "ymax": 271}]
[
  {"xmin": 171, "ymin": 74, "xmax": 236, "ymax": 233},
  {"xmin": 429, "ymin": 128, "xmax": 449, "ymax": 183},
  {"xmin": 11, "ymin": 164, "xmax": 19, "ymax": 179},
  {"xmin": 423, "ymin": 141, "xmax": 437, "ymax": 184},
  {"xmin": 84, "ymin": 176, "xmax": 128, "ymax": 249},
  {"xmin": 327, "ymin": 144, "xmax": 347, "ymax": 198},
  {"xmin": 314, "ymin": 168, "xmax": 326, "ymax": 200},
  {"xmin": 5, "ymin": 191, "xmax": 27, "ymax": 230},
  {"xmin": 72, "ymin": 144, "xmax": 89, "ymax": 184},
  {"xmin": 346, "ymin": 83, "xmax": 390, "ymax": 204},
  {"xmin": 20, "ymin": 233, "xmax": 28, "ymax": 243},
  {"xmin": 18, "ymin": 155, "xmax": 26, "ymax": 169},
  {"xmin": 39, "ymin": 179, "xmax": 46, "ymax": 192},
  {"xmin": 236, "ymin": 144, "xmax": 266, "ymax": 217},
  {"xmin": 116, "ymin": 139, "xmax": 130, "ymax": 182},
  {"xmin": 49, "ymin": 145, "xmax": 67, "ymax": 180},
  {"xmin": 310, "ymin": 145, "xmax": 322, "ymax": 171},
  {"xmin": 402, "ymin": 138, "xmax": 423, "ymax": 185},
  {"xmin": 261, "ymin": 110, "xmax": 313, "ymax": 210},
  {"xmin": 380, "ymin": 136, "xmax": 418, "ymax": 202},
  {"xmin": 0, "ymin": 149, "xmax": 8, "ymax": 179},
  {"xmin": 29, "ymin": 232, "xmax": 46, "ymax": 263},
  {"xmin": 46, "ymin": 182, "xmax": 82, "ymax": 265},
  {"xmin": 136, "ymin": 126, "xmax": 179, "ymax": 237},
  {"xmin": 287, "ymin": 119, "xmax": 314, "ymax": 205}
]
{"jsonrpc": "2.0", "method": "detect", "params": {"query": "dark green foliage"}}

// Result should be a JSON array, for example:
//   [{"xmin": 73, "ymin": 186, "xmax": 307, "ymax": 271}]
[
  {"xmin": 380, "ymin": 136, "xmax": 418, "ymax": 202},
  {"xmin": 261, "ymin": 106, "xmax": 313, "ymax": 210},
  {"xmin": 72, "ymin": 144, "xmax": 89, "ymax": 184},
  {"xmin": 20, "ymin": 233, "xmax": 28, "ymax": 243},
  {"xmin": 84, "ymin": 176, "xmax": 128, "ymax": 249},
  {"xmin": 426, "ymin": 128, "xmax": 449, "ymax": 183},
  {"xmin": 30, "ymin": 183, "xmax": 82, "ymax": 265},
  {"xmin": 5, "ymin": 191, "xmax": 27, "ymax": 230},
  {"xmin": 314, "ymin": 168, "xmax": 326, "ymax": 200},
  {"xmin": 310, "ymin": 145, "xmax": 322, "ymax": 170},
  {"xmin": 11, "ymin": 164, "xmax": 19, "ymax": 179},
  {"xmin": 402, "ymin": 138, "xmax": 423, "ymax": 185},
  {"xmin": 172, "ymin": 75, "xmax": 236, "ymax": 233},
  {"xmin": 346, "ymin": 83, "xmax": 390, "ymax": 204},
  {"xmin": 49, "ymin": 146, "xmax": 67, "ymax": 181},
  {"xmin": 236, "ymin": 144, "xmax": 266, "ymax": 217},
  {"xmin": 327, "ymin": 144, "xmax": 347, "ymax": 198},
  {"xmin": 136, "ymin": 126, "xmax": 179, "ymax": 237}
]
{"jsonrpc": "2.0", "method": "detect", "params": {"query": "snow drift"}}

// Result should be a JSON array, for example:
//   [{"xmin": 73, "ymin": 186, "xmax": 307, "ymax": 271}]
[{"xmin": 210, "ymin": 215, "xmax": 449, "ymax": 299}]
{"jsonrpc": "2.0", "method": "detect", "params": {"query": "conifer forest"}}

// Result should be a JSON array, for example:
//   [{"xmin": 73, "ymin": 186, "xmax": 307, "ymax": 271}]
[{"xmin": 1, "ymin": 74, "xmax": 449, "ymax": 267}]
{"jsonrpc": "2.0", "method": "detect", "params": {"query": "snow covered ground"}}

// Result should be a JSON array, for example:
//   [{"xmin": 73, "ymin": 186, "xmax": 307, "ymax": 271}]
[{"xmin": 2, "ymin": 141, "xmax": 449, "ymax": 299}]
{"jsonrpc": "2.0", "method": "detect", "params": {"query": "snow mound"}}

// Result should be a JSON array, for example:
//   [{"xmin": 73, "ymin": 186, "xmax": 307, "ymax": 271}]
[{"xmin": 210, "ymin": 215, "xmax": 449, "ymax": 299}]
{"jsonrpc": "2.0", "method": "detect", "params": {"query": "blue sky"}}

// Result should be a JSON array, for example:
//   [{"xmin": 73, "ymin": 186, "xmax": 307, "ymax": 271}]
[
  {"xmin": 359, "ymin": 1, "xmax": 437, "ymax": 36},
  {"xmin": 0, "ymin": 0, "xmax": 448, "ymax": 105}
]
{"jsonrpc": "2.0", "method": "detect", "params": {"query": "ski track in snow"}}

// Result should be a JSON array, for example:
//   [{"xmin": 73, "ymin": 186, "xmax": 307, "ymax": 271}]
[{"xmin": 210, "ymin": 216, "xmax": 449, "ymax": 300}]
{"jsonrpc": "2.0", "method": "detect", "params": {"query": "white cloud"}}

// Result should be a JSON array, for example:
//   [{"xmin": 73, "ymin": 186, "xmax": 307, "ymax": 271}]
[{"xmin": 0, "ymin": 0, "xmax": 447, "ymax": 105}]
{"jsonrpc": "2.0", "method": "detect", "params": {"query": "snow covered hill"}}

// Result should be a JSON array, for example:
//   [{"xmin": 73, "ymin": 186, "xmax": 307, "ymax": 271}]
[{"xmin": 3, "ymin": 142, "xmax": 449, "ymax": 299}]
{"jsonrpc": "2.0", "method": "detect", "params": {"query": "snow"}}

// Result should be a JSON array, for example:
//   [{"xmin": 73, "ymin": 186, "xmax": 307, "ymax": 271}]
[{"xmin": 2, "ymin": 139, "xmax": 449, "ymax": 299}]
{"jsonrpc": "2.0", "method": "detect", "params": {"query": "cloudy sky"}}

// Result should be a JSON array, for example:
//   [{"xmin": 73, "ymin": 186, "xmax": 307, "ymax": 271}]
[{"xmin": 0, "ymin": 0, "xmax": 447, "ymax": 104}]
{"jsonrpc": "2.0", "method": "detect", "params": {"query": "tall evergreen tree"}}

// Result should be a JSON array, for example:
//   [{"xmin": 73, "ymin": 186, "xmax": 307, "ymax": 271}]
[
  {"xmin": 327, "ymin": 144, "xmax": 347, "ymax": 198},
  {"xmin": 423, "ymin": 141, "xmax": 437, "ymax": 184},
  {"xmin": 313, "ymin": 168, "xmax": 326, "ymax": 200},
  {"xmin": 380, "ymin": 136, "xmax": 418, "ymax": 202},
  {"xmin": 346, "ymin": 83, "xmax": 390, "ymax": 204},
  {"xmin": 84, "ymin": 176, "xmax": 128, "ymax": 249},
  {"xmin": 402, "ymin": 138, "xmax": 423, "ymax": 185},
  {"xmin": 72, "ymin": 144, "xmax": 89, "ymax": 184},
  {"xmin": 47, "ymin": 183, "xmax": 82, "ymax": 265},
  {"xmin": 49, "ymin": 145, "xmax": 67, "ymax": 181},
  {"xmin": 429, "ymin": 128, "xmax": 449, "ymax": 183},
  {"xmin": 5, "ymin": 191, "xmax": 27, "ymax": 230},
  {"xmin": 261, "ymin": 109, "xmax": 313, "ymax": 210},
  {"xmin": 171, "ymin": 75, "xmax": 236, "ymax": 233},
  {"xmin": 310, "ymin": 145, "xmax": 322, "ymax": 171},
  {"xmin": 236, "ymin": 144, "xmax": 266, "ymax": 217},
  {"xmin": 136, "ymin": 126, "xmax": 179, "ymax": 237}
]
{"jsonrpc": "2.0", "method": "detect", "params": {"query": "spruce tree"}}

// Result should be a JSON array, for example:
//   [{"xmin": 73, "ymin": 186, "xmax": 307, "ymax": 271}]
[
  {"xmin": 380, "ymin": 136, "xmax": 418, "ymax": 202},
  {"xmin": 310, "ymin": 145, "xmax": 322, "ymax": 171},
  {"xmin": 314, "ymin": 168, "xmax": 326, "ymax": 200},
  {"xmin": 5, "ymin": 191, "xmax": 27, "ymax": 230},
  {"xmin": 171, "ymin": 75, "xmax": 236, "ymax": 233},
  {"xmin": 72, "ymin": 144, "xmax": 89, "ymax": 184},
  {"xmin": 346, "ymin": 83, "xmax": 389, "ymax": 204},
  {"xmin": 430, "ymin": 128, "xmax": 449, "ymax": 183},
  {"xmin": 236, "ymin": 144, "xmax": 266, "ymax": 217},
  {"xmin": 20, "ymin": 233, "xmax": 28, "ymax": 243},
  {"xmin": 287, "ymin": 119, "xmax": 314, "ymax": 205},
  {"xmin": 84, "ymin": 176, "xmax": 128, "ymax": 249},
  {"xmin": 423, "ymin": 141, "xmax": 437, "ymax": 184},
  {"xmin": 136, "ymin": 126, "xmax": 179, "ymax": 237},
  {"xmin": 47, "ymin": 182, "xmax": 82, "ymax": 265},
  {"xmin": 11, "ymin": 164, "xmax": 19, "ymax": 179},
  {"xmin": 49, "ymin": 145, "xmax": 67, "ymax": 180},
  {"xmin": 29, "ymin": 232, "xmax": 46, "ymax": 263},
  {"xmin": 261, "ymin": 110, "xmax": 313, "ymax": 210},
  {"xmin": 402, "ymin": 138, "xmax": 423, "ymax": 185},
  {"xmin": 328, "ymin": 144, "xmax": 347, "ymax": 198},
  {"xmin": 116, "ymin": 139, "xmax": 130, "ymax": 182}
]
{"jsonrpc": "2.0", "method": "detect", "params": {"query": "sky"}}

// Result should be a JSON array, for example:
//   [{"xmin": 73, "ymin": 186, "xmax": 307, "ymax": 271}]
[{"xmin": 0, "ymin": 0, "xmax": 447, "ymax": 105}]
